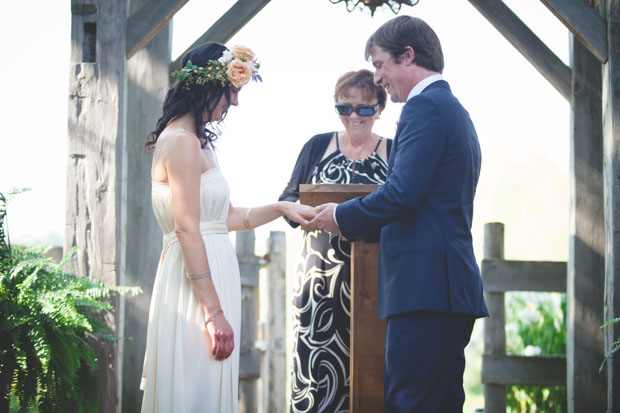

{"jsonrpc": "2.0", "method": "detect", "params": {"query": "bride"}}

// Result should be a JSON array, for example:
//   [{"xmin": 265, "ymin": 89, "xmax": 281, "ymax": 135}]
[{"xmin": 140, "ymin": 42, "xmax": 316, "ymax": 412}]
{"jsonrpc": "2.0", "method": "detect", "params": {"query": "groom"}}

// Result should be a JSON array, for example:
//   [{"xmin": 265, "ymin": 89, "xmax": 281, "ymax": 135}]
[{"xmin": 311, "ymin": 16, "xmax": 489, "ymax": 412}]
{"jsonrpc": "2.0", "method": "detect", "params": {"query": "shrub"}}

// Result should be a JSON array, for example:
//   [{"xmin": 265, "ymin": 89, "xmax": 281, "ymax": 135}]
[
  {"xmin": 0, "ymin": 190, "xmax": 141, "ymax": 412},
  {"xmin": 505, "ymin": 292, "xmax": 567, "ymax": 412}
]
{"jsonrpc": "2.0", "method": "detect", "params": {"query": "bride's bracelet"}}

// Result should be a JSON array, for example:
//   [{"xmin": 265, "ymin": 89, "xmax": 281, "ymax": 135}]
[
  {"xmin": 244, "ymin": 207, "xmax": 253, "ymax": 229},
  {"xmin": 186, "ymin": 269, "xmax": 211, "ymax": 280},
  {"xmin": 204, "ymin": 308, "xmax": 224, "ymax": 327}
]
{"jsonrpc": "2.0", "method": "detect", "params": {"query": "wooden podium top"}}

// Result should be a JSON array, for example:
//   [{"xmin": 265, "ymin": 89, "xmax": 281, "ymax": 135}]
[{"xmin": 299, "ymin": 184, "xmax": 379, "ymax": 207}]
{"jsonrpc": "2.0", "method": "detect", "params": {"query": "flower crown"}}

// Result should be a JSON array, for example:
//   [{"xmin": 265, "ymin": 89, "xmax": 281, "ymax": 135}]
[{"xmin": 173, "ymin": 45, "xmax": 261, "ymax": 90}]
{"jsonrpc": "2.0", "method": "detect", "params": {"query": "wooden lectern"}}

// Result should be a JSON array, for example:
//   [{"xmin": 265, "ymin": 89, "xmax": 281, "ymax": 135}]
[{"xmin": 299, "ymin": 184, "xmax": 387, "ymax": 413}]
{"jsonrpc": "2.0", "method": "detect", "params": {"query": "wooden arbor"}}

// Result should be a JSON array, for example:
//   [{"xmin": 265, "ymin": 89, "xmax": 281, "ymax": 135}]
[
  {"xmin": 66, "ymin": 0, "xmax": 619, "ymax": 411},
  {"xmin": 466, "ymin": 0, "xmax": 620, "ymax": 410},
  {"xmin": 67, "ymin": 0, "xmax": 271, "ymax": 411}
]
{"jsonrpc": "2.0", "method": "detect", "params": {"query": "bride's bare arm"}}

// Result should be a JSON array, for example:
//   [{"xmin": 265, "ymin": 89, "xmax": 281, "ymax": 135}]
[
  {"xmin": 165, "ymin": 131, "xmax": 233, "ymax": 360},
  {"xmin": 226, "ymin": 201, "xmax": 317, "ymax": 232}
]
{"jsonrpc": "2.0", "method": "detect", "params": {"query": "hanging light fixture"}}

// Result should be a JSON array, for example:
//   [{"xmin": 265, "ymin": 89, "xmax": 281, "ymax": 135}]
[{"xmin": 329, "ymin": 0, "xmax": 420, "ymax": 15}]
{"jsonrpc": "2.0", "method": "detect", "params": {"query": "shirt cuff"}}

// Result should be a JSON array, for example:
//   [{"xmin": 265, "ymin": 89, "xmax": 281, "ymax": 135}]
[{"xmin": 333, "ymin": 204, "xmax": 339, "ymax": 227}]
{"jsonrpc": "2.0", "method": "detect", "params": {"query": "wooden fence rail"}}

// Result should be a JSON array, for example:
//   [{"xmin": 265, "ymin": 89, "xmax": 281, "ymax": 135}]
[{"xmin": 482, "ymin": 222, "xmax": 567, "ymax": 412}]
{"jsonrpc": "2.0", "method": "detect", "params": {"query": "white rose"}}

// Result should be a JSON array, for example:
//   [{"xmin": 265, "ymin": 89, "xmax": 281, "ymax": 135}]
[{"xmin": 218, "ymin": 50, "xmax": 234, "ymax": 63}]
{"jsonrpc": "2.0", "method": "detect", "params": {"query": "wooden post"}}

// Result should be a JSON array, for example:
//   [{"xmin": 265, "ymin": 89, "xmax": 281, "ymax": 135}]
[
  {"xmin": 482, "ymin": 222, "xmax": 506, "ymax": 412},
  {"xmin": 568, "ymin": 34, "xmax": 607, "ymax": 411},
  {"xmin": 264, "ymin": 231, "xmax": 286, "ymax": 413},
  {"xmin": 236, "ymin": 230, "xmax": 260, "ymax": 413},
  {"xmin": 350, "ymin": 241, "xmax": 385, "ymax": 413},
  {"xmin": 602, "ymin": 0, "xmax": 620, "ymax": 408},
  {"xmin": 120, "ymin": 0, "xmax": 172, "ymax": 411},
  {"xmin": 66, "ymin": 1, "xmax": 127, "ymax": 411}
]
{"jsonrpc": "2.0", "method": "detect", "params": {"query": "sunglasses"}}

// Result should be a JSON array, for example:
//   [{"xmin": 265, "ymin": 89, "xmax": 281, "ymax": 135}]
[{"xmin": 335, "ymin": 103, "xmax": 379, "ymax": 117}]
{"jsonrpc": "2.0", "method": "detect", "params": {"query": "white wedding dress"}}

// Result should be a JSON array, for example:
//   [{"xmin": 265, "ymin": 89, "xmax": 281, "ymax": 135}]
[{"xmin": 141, "ymin": 168, "xmax": 241, "ymax": 413}]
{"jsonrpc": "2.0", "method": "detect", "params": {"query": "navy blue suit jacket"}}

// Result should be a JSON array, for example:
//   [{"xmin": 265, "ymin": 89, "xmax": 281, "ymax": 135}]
[{"xmin": 336, "ymin": 80, "xmax": 489, "ymax": 319}]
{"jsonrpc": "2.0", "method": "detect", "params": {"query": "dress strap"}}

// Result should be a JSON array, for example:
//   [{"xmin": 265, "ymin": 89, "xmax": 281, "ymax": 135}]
[
  {"xmin": 372, "ymin": 137, "xmax": 383, "ymax": 152},
  {"xmin": 335, "ymin": 132, "xmax": 340, "ymax": 151}
]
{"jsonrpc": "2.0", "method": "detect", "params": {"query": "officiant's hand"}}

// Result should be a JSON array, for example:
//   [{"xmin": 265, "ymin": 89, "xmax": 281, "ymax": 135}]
[
  {"xmin": 311, "ymin": 203, "xmax": 340, "ymax": 234},
  {"xmin": 280, "ymin": 202, "xmax": 318, "ymax": 227}
]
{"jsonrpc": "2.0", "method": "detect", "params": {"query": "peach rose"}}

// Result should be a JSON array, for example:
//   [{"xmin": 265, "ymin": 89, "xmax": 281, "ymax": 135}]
[
  {"xmin": 232, "ymin": 45, "xmax": 255, "ymax": 61},
  {"xmin": 226, "ymin": 59, "xmax": 252, "ymax": 88}
]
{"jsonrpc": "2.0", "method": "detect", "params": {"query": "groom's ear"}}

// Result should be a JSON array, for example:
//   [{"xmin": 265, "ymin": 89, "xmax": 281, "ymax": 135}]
[{"xmin": 399, "ymin": 46, "xmax": 415, "ymax": 66}]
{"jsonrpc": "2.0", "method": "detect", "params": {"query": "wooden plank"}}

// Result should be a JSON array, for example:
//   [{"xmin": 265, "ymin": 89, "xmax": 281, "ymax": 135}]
[
  {"xmin": 236, "ymin": 230, "xmax": 259, "ymax": 411},
  {"xmin": 540, "ymin": 0, "xmax": 607, "ymax": 63},
  {"xmin": 468, "ymin": 0, "xmax": 571, "ymax": 101},
  {"xmin": 121, "ymin": 0, "xmax": 172, "ymax": 410},
  {"xmin": 482, "ymin": 355, "xmax": 567, "ymax": 386},
  {"xmin": 482, "ymin": 223, "xmax": 506, "ymax": 412},
  {"xmin": 126, "ymin": 0, "xmax": 188, "ymax": 59},
  {"xmin": 350, "ymin": 241, "xmax": 385, "ymax": 413},
  {"xmin": 481, "ymin": 260, "xmax": 567, "ymax": 292},
  {"xmin": 299, "ymin": 184, "xmax": 379, "ymax": 207},
  {"xmin": 602, "ymin": 0, "xmax": 620, "ymax": 408},
  {"xmin": 568, "ymin": 35, "xmax": 607, "ymax": 411},
  {"xmin": 239, "ymin": 349, "xmax": 261, "ymax": 379},
  {"xmin": 170, "ymin": 0, "xmax": 271, "ymax": 71},
  {"xmin": 265, "ymin": 231, "xmax": 286, "ymax": 413},
  {"xmin": 66, "ymin": 1, "xmax": 128, "ymax": 411}
]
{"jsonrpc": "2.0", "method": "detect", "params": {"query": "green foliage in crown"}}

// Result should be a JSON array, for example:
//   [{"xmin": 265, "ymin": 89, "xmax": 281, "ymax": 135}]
[
  {"xmin": 0, "ymin": 190, "xmax": 141, "ymax": 412},
  {"xmin": 172, "ymin": 45, "xmax": 261, "ymax": 90}
]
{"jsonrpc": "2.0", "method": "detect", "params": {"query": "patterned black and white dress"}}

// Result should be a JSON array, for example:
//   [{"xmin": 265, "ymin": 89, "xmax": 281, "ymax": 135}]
[{"xmin": 290, "ymin": 133, "xmax": 389, "ymax": 413}]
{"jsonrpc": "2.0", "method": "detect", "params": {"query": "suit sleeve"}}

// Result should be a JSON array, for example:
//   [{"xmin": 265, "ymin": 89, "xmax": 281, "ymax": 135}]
[{"xmin": 336, "ymin": 96, "xmax": 446, "ymax": 241}]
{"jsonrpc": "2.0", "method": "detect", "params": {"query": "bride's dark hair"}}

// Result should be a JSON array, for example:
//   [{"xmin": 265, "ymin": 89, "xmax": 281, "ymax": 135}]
[{"xmin": 145, "ymin": 42, "xmax": 231, "ymax": 151}]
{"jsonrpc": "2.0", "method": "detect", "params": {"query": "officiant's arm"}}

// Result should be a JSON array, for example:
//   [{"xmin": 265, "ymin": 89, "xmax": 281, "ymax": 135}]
[
  {"xmin": 226, "ymin": 201, "xmax": 317, "ymax": 232},
  {"xmin": 337, "ymin": 98, "xmax": 445, "ymax": 240}
]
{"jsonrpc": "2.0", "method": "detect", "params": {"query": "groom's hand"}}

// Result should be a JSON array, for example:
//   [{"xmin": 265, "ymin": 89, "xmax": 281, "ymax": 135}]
[{"xmin": 311, "ymin": 203, "xmax": 340, "ymax": 234}]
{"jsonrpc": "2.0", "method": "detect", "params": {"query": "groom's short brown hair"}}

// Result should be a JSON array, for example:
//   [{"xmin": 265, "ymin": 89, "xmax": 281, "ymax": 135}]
[{"xmin": 365, "ymin": 15, "xmax": 444, "ymax": 74}]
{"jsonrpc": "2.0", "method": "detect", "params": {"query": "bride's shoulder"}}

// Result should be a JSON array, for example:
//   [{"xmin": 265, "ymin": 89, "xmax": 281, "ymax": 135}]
[{"xmin": 157, "ymin": 129, "xmax": 200, "ymax": 153}]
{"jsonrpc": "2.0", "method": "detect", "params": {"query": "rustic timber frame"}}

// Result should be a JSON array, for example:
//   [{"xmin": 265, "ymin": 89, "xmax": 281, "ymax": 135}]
[{"xmin": 66, "ymin": 0, "xmax": 619, "ymax": 411}]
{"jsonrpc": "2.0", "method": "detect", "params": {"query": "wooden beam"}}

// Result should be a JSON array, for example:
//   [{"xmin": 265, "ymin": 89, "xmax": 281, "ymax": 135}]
[
  {"xmin": 170, "ymin": 0, "xmax": 271, "ymax": 71},
  {"xmin": 602, "ymin": 0, "xmax": 620, "ymax": 408},
  {"xmin": 567, "ymin": 34, "xmax": 607, "ymax": 411},
  {"xmin": 67, "ymin": 0, "xmax": 128, "ymax": 410},
  {"xmin": 482, "ymin": 223, "xmax": 507, "ymax": 412},
  {"xmin": 482, "ymin": 355, "xmax": 567, "ymax": 386},
  {"xmin": 468, "ymin": 0, "xmax": 571, "ymax": 101},
  {"xmin": 540, "ymin": 0, "xmax": 608, "ymax": 63},
  {"xmin": 121, "ymin": 0, "xmax": 172, "ymax": 409},
  {"xmin": 126, "ymin": 0, "xmax": 188, "ymax": 59},
  {"xmin": 481, "ymin": 260, "xmax": 567, "ymax": 293}
]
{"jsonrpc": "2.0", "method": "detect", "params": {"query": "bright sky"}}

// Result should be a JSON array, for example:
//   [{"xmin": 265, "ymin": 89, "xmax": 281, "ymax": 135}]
[{"xmin": 0, "ymin": 0, "xmax": 569, "ymax": 262}]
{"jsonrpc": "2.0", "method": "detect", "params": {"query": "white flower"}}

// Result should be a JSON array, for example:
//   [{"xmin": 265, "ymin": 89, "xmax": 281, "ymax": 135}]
[
  {"xmin": 524, "ymin": 345, "xmax": 542, "ymax": 356},
  {"xmin": 505, "ymin": 322, "xmax": 520, "ymax": 336},
  {"xmin": 518, "ymin": 308, "xmax": 541, "ymax": 325},
  {"xmin": 218, "ymin": 50, "xmax": 234, "ymax": 63}
]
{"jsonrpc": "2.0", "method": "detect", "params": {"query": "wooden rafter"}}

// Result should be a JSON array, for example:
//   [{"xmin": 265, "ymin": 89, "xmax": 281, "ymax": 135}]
[
  {"xmin": 170, "ymin": 0, "xmax": 271, "ymax": 71},
  {"xmin": 540, "ymin": 0, "xmax": 608, "ymax": 63},
  {"xmin": 468, "ymin": 0, "xmax": 571, "ymax": 102},
  {"xmin": 126, "ymin": 0, "xmax": 189, "ymax": 59}
]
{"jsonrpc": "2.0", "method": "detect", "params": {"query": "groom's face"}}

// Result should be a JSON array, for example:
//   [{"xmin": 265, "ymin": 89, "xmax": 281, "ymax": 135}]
[{"xmin": 370, "ymin": 46, "xmax": 410, "ymax": 103}]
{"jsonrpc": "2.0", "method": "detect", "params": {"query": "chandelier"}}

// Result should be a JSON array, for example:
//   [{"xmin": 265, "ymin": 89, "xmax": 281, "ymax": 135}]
[{"xmin": 329, "ymin": 0, "xmax": 420, "ymax": 15}]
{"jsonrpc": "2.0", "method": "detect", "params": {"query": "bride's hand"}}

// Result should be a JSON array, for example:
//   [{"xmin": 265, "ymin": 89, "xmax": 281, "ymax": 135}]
[
  {"xmin": 280, "ymin": 202, "xmax": 317, "ymax": 226},
  {"xmin": 205, "ymin": 311, "xmax": 234, "ymax": 361}
]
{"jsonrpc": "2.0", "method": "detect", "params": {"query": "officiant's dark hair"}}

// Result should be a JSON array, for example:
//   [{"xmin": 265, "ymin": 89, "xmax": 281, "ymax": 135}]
[
  {"xmin": 365, "ymin": 16, "xmax": 444, "ymax": 74},
  {"xmin": 145, "ymin": 42, "xmax": 232, "ymax": 151}
]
